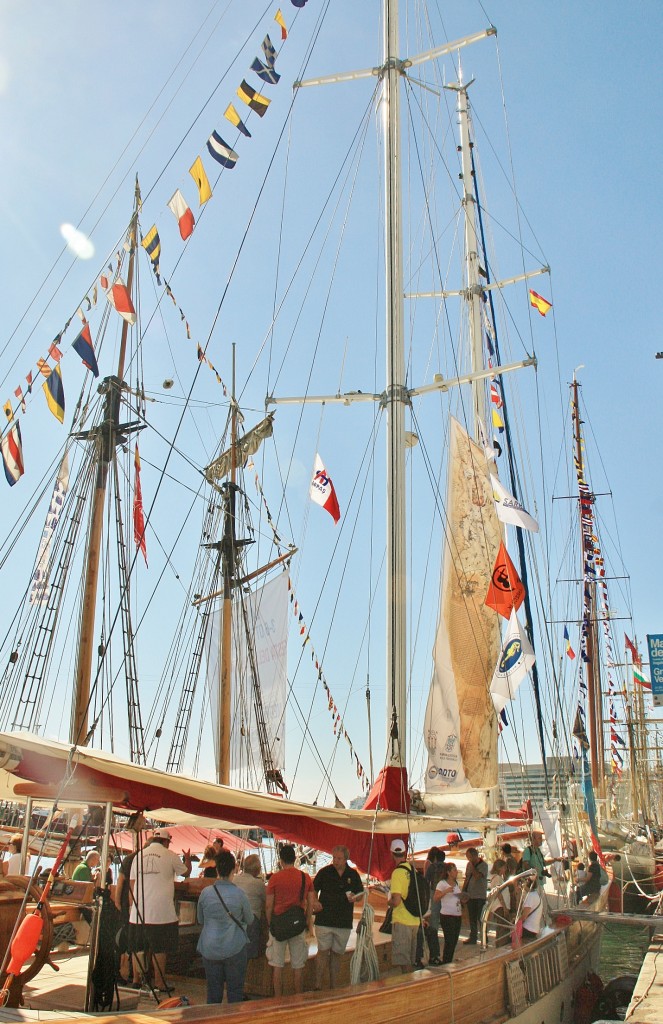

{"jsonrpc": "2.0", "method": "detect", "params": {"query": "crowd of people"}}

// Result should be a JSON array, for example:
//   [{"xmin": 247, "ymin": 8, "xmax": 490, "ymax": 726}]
[{"xmin": 0, "ymin": 826, "xmax": 610, "ymax": 1005}]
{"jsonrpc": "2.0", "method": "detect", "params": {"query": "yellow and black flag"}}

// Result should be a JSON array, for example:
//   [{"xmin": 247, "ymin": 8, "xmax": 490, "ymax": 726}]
[
  {"xmin": 237, "ymin": 80, "xmax": 270, "ymax": 117},
  {"xmin": 43, "ymin": 364, "xmax": 65, "ymax": 424},
  {"xmin": 141, "ymin": 225, "xmax": 162, "ymax": 283},
  {"xmin": 224, "ymin": 103, "xmax": 251, "ymax": 138},
  {"xmin": 189, "ymin": 156, "xmax": 213, "ymax": 205}
]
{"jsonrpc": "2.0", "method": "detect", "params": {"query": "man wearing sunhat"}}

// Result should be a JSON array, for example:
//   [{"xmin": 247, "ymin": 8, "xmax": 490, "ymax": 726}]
[
  {"xmin": 388, "ymin": 838, "xmax": 419, "ymax": 972},
  {"xmin": 129, "ymin": 827, "xmax": 192, "ymax": 993}
]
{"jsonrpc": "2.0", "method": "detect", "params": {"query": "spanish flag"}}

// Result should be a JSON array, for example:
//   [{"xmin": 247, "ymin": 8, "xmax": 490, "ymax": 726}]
[
  {"xmin": 529, "ymin": 289, "xmax": 552, "ymax": 317},
  {"xmin": 237, "ymin": 80, "xmax": 270, "ymax": 117},
  {"xmin": 43, "ymin": 364, "xmax": 65, "ymax": 423}
]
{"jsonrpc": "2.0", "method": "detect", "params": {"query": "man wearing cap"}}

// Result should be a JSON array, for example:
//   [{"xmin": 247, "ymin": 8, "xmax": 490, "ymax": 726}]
[
  {"xmin": 388, "ymin": 839, "xmax": 419, "ymax": 972},
  {"xmin": 129, "ymin": 828, "xmax": 192, "ymax": 993}
]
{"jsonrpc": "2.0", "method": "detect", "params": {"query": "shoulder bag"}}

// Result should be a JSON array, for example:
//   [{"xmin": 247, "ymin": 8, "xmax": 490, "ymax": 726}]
[
  {"xmin": 213, "ymin": 884, "xmax": 248, "ymax": 944},
  {"xmin": 269, "ymin": 871, "xmax": 307, "ymax": 941}
]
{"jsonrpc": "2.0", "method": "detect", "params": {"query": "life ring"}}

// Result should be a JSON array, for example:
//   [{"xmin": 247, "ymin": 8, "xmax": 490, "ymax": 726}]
[{"xmin": 0, "ymin": 876, "xmax": 55, "ymax": 1006}]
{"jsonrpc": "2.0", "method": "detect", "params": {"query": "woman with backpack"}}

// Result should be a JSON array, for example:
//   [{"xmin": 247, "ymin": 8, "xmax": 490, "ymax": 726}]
[{"xmin": 433, "ymin": 863, "xmax": 463, "ymax": 964}]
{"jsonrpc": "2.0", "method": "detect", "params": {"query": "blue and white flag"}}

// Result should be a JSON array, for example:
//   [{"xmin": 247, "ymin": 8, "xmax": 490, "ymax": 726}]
[
  {"xmin": 207, "ymin": 131, "xmax": 239, "ymax": 169},
  {"xmin": 263, "ymin": 34, "xmax": 277, "ymax": 66},
  {"xmin": 490, "ymin": 608, "xmax": 535, "ymax": 714},
  {"xmin": 250, "ymin": 58, "xmax": 280, "ymax": 85}
]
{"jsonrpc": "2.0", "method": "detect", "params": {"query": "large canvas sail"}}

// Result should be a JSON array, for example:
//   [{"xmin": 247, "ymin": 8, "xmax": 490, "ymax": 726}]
[
  {"xmin": 231, "ymin": 572, "xmax": 288, "ymax": 785},
  {"xmin": 207, "ymin": 572, "xmax": 288, "ymax": 787},
  {"xmin": 423, "ymin": 418, "xmax": 502, "ymax": 815}
]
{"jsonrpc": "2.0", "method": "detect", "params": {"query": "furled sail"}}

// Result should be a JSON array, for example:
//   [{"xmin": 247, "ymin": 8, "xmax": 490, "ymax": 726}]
[
  {"xmin": 204, "ymin": 412, "xmax": 274, "ymax": 488},
  {"xmin": 423, "ymin": 418, "xmax": 502, "ymax": 815}
]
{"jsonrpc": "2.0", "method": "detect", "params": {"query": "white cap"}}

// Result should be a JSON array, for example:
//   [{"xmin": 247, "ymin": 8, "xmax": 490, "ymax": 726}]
[
  {"xmin": 390, "ymin": 839, "xmax": 407, "ymax": 854},
  {"xmin": 153, "ymin": 827, "xmax": 172, "ymax": 840}
]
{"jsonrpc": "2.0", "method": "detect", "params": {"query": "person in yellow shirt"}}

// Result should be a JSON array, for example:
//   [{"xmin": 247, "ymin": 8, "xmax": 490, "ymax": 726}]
[{"xmin": 388, "ymin": 839, "xmax": 420, "ymax": 972}]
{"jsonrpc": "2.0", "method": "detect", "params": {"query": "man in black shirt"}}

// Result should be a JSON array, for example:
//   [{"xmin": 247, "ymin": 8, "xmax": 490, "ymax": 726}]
[
  {"xmin": 313, "ymin": 845, "xmax": 363, "ymax": 989},
  {"xmin": 578, "ymin": 850, "xmax": 602, "ymax": 903}
]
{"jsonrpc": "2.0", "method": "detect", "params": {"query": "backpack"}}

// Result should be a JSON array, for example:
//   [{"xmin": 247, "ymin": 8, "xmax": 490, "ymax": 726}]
[{"xmin": 396, "ymin": 863, "xmax": 430, "ymax": 917}]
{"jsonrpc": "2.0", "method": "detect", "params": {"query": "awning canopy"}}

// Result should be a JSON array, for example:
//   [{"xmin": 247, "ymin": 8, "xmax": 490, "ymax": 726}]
[
  {"xmin": 0, "ymin": 732, "xmax": 501, "ymax": 881},
  {"xmin": 110, "ymin": 823, "xmax": 260, "ymax": 857}
]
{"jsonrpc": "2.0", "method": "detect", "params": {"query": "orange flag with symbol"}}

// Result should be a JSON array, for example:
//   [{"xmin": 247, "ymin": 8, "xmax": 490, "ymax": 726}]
[{"xmin": 485, "ymin": 541, "xmax": 525, "ymax": 618}]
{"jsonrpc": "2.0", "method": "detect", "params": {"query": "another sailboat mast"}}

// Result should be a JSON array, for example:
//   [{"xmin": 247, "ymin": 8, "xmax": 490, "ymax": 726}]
[
  {"xmin": 71, "ymin": 181, "xmax": 141, "ymax": 747},
  {"xmin": 383, "ymin": 0, "xmax": 408, "ymax": 769},
  {"xmin": 571, "ymin": 377, "xmax": 605, "ymax": 791}
]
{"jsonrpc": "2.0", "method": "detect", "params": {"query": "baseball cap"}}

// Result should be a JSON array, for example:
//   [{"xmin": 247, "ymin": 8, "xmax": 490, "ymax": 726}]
[
  {"xmin": 390, "ymin": 839, "xmax": 407, "ymax": 854},
  {"xmin": 153, "ymin": 828, "xmax": 172, "ymax": 840}
]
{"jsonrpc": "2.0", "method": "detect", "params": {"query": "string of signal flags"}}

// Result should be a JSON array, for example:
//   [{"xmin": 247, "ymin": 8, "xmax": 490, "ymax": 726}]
[
  {"xmin": 142, "ymin": 4, "xmax": 304, "ymax": 270},
  {"xmin": 1, "ymin": 4, "xmax": 310, "ymax": 487}
]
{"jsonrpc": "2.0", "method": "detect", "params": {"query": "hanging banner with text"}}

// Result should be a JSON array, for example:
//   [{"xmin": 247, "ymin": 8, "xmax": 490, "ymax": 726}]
[{"xmin": 646, "ymin": 634, "xmax": 663, "ymax": 708}]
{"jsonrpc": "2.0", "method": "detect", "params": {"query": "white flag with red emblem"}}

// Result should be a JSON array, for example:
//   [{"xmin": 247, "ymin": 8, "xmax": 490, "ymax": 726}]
[{"xmin": 309, "ymin": 453, "xmax": 340, "ymax": 524}]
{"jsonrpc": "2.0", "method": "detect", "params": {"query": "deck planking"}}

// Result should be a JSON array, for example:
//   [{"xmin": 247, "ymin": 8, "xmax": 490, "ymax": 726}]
[{"xmin": 626, "ymin": 930, "xmax": 663, "ymax": 1024}]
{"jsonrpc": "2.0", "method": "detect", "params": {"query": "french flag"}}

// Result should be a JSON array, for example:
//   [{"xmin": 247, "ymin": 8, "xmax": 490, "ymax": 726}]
[{"xmin": 1, "ymin": 421, "xmax": 25, "ymax": 486}]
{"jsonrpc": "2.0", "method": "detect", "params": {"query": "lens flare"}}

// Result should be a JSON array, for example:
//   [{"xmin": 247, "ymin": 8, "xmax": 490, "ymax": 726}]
[{"xmin": 60, "ymin": 223, "xmax": 94, "ymax": 260}]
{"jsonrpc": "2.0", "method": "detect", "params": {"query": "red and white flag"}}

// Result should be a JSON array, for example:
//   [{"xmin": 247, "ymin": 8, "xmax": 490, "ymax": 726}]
[
  {"xmin": 624, "ymin": 633, "xmax": 641, "ymax": 668},
  {"xmin": 102, "ymin": 275, "xmax": 136, "ymax": 325},
  {"xmin": 167, "ymin": 189, "xmax": 195, "ymax": 240},
  {"xmin": 1, "ymin": 421, "xmax": 25, "ymax": 486},
  {"xmin": 309, "ymin": 453, "xmax": 340, "ymax": 524}
]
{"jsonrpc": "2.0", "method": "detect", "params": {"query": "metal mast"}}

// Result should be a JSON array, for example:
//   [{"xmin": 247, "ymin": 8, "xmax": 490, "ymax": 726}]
[
  {"xmin": 383, "ymin": 0, "xmax": 408, "ymax": 769},
  {"xmin": 450, "ymin": 76, "xmax": 486, "ymax": 430}
]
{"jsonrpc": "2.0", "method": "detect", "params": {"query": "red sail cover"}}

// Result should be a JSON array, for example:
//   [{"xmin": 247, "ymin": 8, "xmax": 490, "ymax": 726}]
[{"xmin": 4, "ymin": 737, "xmax": 415, "ymax": 881}]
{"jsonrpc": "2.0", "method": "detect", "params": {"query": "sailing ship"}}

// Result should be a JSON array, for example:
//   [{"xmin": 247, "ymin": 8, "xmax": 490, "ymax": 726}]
[
  {"xmin": 0, "ymin": 1, "xmax": 605, "ymax": 1020},
  {"xmin": 564, "ymin": 377, "xmax": 662, "ymax": 898}
]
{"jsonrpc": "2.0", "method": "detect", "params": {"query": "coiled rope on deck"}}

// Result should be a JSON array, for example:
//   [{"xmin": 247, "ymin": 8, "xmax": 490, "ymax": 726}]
[{"xmin": 350, "ymin": 902, "xmax": 379, "ymax": 984}]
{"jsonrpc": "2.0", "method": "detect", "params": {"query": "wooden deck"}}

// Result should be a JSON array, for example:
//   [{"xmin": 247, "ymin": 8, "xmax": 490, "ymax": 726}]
[
  {"xmin": 626, "ymin": 930, "xmax": 663, "ymax": 1024},
  {"xmin": 1, "ymin": 915, "xmax": 602, "ymax": 1024}
]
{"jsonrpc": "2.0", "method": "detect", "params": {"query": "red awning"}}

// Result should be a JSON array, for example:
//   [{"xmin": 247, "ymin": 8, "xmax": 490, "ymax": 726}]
[{"xmin": 110, "ymin": 824, "xmax": 259, "ymax": 857}]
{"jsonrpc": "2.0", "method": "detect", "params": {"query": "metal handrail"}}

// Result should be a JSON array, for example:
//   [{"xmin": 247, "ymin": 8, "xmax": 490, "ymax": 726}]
[{"xmin": 479, "ymin": 867, "xmax": 538, "ymax": 948}]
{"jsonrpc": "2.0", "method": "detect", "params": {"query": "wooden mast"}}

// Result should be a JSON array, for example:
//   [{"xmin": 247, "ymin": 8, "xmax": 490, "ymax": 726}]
[
  {"xmin": 71, "ymin": 180, "xmax": 141, "ymax": 747},
  {"xmin": 218, "ymin": 347, "xmax": 238, "ymax": 784}
]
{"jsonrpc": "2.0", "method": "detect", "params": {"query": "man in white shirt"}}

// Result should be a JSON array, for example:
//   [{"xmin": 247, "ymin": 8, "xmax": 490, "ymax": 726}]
[{"xmin": 129, "ymin": 828, "xmax": 191, "ymax": 993}]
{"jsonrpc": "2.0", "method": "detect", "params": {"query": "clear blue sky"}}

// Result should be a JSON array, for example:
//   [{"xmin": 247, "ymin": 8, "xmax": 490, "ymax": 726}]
[{"xmin": 0, "ymin": 1, "xmax": 661, "ymax": 805}]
